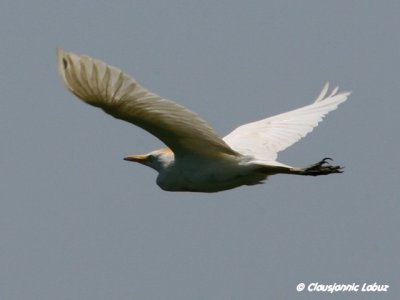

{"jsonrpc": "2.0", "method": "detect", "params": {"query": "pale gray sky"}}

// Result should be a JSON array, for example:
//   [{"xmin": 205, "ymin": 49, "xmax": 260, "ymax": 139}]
[{"xmin": 1, "ymin": 1, "xmax": 399, "ymax": 299}]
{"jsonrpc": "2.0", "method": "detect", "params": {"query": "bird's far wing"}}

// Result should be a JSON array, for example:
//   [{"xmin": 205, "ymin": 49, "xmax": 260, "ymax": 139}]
[
  {"xmin": 57, "ymin": 49, "xmax": 237, "ymax": 158},
  {"xmin": 223, "ymin": 82, "xmax": 350, "ymax": 161}
]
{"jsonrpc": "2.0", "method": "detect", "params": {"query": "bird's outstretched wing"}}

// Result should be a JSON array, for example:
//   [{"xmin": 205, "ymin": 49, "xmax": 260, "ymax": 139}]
[
  {"xmin": 223, "ymin": 83, "xmax": 350, "ymax": 161},
  {"xmin": 56, "ymin": 49, "xmax": 237, "ymax": 158}
]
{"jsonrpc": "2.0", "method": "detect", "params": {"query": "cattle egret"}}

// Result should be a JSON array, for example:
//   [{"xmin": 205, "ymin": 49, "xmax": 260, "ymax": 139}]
[{"xmin": 57, "ymin": 48, "xmax": 350, "ymax": 192}]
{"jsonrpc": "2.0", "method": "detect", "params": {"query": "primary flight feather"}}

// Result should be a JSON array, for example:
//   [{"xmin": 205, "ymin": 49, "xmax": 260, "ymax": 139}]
[{"xmin": 57, "ymin": 48, "xmax": 350, "ymax": 192}]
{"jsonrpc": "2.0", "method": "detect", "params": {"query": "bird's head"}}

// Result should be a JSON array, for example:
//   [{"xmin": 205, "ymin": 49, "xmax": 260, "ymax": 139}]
[{"xmin": 123, "ymin": 147, "xmax": 174, "ymax": 171}]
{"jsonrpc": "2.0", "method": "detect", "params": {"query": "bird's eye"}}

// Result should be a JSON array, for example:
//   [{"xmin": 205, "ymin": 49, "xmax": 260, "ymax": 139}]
[{"xmin": 148, "ymin": 155, "xmax": 155, "ymax": 163}]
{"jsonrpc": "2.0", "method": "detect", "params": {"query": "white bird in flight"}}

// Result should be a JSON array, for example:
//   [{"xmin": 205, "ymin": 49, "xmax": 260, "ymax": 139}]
[{"xmin": 57, "ymin": 49, "xmax": 350, "ymax": 193}]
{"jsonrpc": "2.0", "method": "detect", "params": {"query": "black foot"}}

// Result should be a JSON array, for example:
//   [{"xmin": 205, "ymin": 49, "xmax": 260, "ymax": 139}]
[{"xmin": 301, "ymin": 158, "xmax": 344, "ymax": 176}]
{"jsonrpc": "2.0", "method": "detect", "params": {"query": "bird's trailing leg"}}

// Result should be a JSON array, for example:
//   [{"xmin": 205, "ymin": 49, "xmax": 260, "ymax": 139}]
[{"xmin": 291, "ymin": 158, "xmax": 344, "ymax": 176}]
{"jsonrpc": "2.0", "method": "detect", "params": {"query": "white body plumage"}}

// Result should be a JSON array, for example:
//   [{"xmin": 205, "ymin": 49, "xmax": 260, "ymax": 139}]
[{"xmin": 147, "ymin": 149, "xmax": 269, "ymax": 192}]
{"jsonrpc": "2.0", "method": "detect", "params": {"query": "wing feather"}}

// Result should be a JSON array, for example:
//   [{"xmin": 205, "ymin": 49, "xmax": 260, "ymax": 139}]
[
  {"xmin": 223, "ymin": 83, "xmax": 350, "ymax": 161},
  {"xmin": 56, "ymin": 49, "xmax": 236, "ymax": 158}
]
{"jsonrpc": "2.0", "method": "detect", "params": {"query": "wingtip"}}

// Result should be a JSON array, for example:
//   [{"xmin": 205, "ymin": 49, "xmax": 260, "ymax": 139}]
[
  {"xmin": 55, "ymin": 48, "xmax": 78, "ymax": 94},
  {"xmin": 56, "ymin": 48, "xmax": 69, "ymax": 83},
  {"xmin": 315, "ymin": 82, "xmax": 330, "ymax": 102},
  {"xmin": 329, "ymin": 86, "xmax": 339, "ymax": 97},
  {"xmin": 315, "ymin": 82, "xmax": 352, "ymax": 103},
  {"xmin": 56, "ymin": 48, "xmax": 66, "ymax": 64}
]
